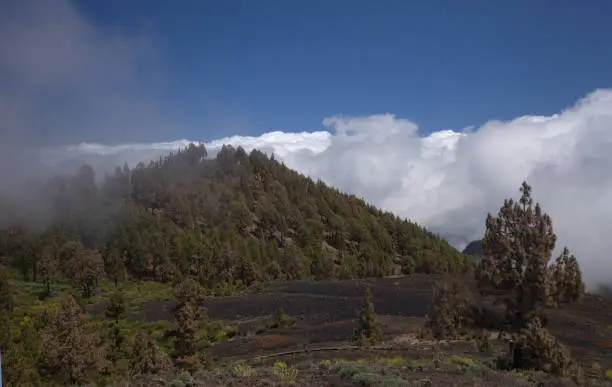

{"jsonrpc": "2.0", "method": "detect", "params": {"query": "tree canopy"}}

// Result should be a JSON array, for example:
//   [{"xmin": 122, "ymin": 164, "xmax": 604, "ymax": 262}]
[
  {"xmin": 0, "ymin": 143, "xmax": 472, "ymax": 294},
  {"xmin": 476, "ymin": 181, "xmax": 585, "ymax": 330}
]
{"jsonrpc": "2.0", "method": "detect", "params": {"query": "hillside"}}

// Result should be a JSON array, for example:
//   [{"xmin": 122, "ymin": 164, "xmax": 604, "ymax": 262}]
[
  {"xmin": 1, "ymin": 143, "xmax": 471, "ymax": 294},
  {"xmin": 1, "ymin": 145, "xmax": 612, "ymax": 386},
  {"xmin": 0, "ymin": 144, "xmax": 478, "ymax": 385},
  {"xmin": 462, "ymin": 239, "xmax": 483, "ymax": 256}
]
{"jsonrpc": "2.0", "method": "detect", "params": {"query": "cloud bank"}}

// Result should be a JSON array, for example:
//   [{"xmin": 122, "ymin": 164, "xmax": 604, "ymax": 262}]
[
  {"xmin": 0, "ymin": 0, "xmax": 181, "ymax": 196},
  {"xmin": 0, "ymin": 0, "xmax": 188, "ymax": 224},
  {"xmin": 2, "ymin": 1, "xmax": 611, "ymax": 288},
  {"xmin": 0, "ymin": 0, "xmax": 176, "ymax": 147},
  {"xmin": 48, "ymin": 89, "xmax": 612, "ymax": 288}
]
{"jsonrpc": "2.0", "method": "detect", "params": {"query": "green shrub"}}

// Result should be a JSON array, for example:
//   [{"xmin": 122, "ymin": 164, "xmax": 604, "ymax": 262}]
[
  {"xmin": 273, "ymin": 361, "xmax": 298, "ymax": 383},
  {"xmin": 448, "ymin": 355, "xmax": 474, "ymax": 367},
  {"xmin": 337, "ymin": 363, "xmax": 409, "ymax": 387},
  {"xmin": 270, "ymin": 305, "xmax": 295, "ymax": 329},
  {"xmin": 232, "ymin": 361, "xmax": 257, "ymax": 377},
  {"xmin": 426, "ymin": 278, "xmax": 473, "ymax": 339}
]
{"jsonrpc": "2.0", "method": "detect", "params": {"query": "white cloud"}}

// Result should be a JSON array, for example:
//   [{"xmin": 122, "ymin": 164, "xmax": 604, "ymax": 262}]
[
  {"xmin": 0, "ymin": 0, "xmax": 181, "ymax": 151},
  {"xmin": 44, "ymin": 89, "xmax": 612, "ymax": 288},
  {"xmin": 8, "ymin": 1, "xmax": 607, "ymax": 288}
]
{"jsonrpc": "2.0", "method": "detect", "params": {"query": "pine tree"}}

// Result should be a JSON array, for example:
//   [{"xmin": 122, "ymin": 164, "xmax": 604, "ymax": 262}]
[
  {"xmin": 476, "ymin": 181, "xmax": 556, "ymax": 329},
  {"xmin": 39, "ymin": 251, "xmax": 58, "ymax": 297},
  {"xmin": 565, "ymin": 253, "xmax": 585, "ymax": 302},
  {"xmin": 271, "ymin": 302, "xmax": 285, "ymax": 328},
  {"xmin": 175, "ymin": 303, "xmax": 199, "ymax": 352},
  {"xmin": 270, "ymin": 298, "xmax": 294, "ymax": 329},
  {"xmin": 104, "ymin": 246, "xmax": 125, "ymax": 287},
  {"xmin": 61, "ymin": 241, "xmax": 105, "ymax": 298},
  {"xmin": 353, "ymin": 286, "xmax": 383, "ymax": 347},
  {"xmin": 173, "ymin": 278, "xmax": 206, "ymax": 370},
  {"xmin": 549, "ymin": 247, "xmax": 585, "ymax": 305},
  {"xmin": 426, "ymin": 278, "xmax": 473, "ymax": 339},
  {"xmin": 105, "ymin": 291, "xmax": 126, "ymax": 363},
  {"xmin": 40, "ymin": 295, "xmax": 108, "ymax": 384},
  {"xmin": 130, "ymin": 331, "xmax": 171, "ymax": 376},
  {"xmin": 513, "ymin": 317, "xmax": 579, "ymax": 378}
]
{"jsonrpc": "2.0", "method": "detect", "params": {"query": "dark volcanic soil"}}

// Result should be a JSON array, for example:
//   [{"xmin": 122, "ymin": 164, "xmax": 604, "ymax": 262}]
[
  {"xmin": 136, "ymin": 274, "xmax": 612, "ymax": 373},
  {"xmin": 141, "ymin": 274, "xmax": 438, "ymax": 323}
]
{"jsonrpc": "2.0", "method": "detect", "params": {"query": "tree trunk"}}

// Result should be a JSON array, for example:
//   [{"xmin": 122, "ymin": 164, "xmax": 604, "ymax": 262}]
[
  {"xmin": 21, "ymin": 264, "xmax": 29, "ymax": 282},
  {"xmin": 511, "ymin": 341, "xmax": 523, "ymax": 369}
]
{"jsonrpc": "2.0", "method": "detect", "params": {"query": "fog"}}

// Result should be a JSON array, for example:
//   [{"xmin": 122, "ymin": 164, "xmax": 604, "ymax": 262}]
[
  {"xmin": 1, "ymin": 1, "xmax": 611, "ymax": 290},
  {"xmin": 45, "ymin": 90, "xmax": 612, "ymax": 291},
  {"xmin": 0, "ymin": 0, "xmax": 181, "ymax": 227}
]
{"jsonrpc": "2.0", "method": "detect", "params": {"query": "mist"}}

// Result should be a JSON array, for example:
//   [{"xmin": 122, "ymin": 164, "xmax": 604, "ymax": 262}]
[
  {"xmin": 0, "ymin": 0, "xmax": 184, "ymax": 227},
  {"xmin": 41, "ymin": 90, "xmax": 612, "ymax": 291},
  {"xmin": 2, "ymin": 1, "xmax": 611, "ymax": 291}
]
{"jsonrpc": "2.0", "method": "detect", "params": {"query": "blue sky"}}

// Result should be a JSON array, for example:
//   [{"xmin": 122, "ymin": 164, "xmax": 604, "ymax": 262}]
[
  {"xmin": 72, "ymin": 0, "xmax": 612, "ymax": 140},
  {"xmin": 3, "ymin": 0, "xmax": 612, "ymax": 284},
  {"xmin": 2, "ymin": 0, "xmax": 612, "ymax": 145}
]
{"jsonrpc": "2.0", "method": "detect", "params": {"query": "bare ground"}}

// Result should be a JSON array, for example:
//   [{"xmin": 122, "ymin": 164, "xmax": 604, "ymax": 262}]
[{"xmin": 130, "ymin": 274, "xmax": 612, "ymax": 376}]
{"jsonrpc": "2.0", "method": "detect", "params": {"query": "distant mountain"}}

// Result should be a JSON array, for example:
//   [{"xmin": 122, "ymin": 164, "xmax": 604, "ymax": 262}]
[
  {"xmin": 462, "ymin": 239, "xmax": 483, "ymax": 256},
  {"xmin": 439, "ymin": 232, "xmax": 471, "ymax": 251}
]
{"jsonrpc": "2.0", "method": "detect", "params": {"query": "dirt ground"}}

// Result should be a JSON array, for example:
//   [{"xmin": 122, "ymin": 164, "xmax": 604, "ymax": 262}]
[
  {"xmin": 141, "ymin": 274, "xmax": 437, "ymax": 322},
  {"xmin": 134, "ymin": 274, "xmax": 612, "ymax": 379}
]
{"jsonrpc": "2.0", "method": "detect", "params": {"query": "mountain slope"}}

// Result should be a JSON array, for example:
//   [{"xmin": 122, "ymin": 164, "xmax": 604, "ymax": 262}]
[
  {"xmin": 462, "ymin": 239, "xmax": 483, "ymax": 256},
  {"xmin": 1, "ymin": 143, "xmax": 472, "ymax": 293}
]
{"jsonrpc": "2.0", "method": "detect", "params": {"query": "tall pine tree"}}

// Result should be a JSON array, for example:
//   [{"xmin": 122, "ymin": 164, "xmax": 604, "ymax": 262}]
[
  {"xmin": 476, "ymin": 182, "xmax": 556, "ymax": 329},
  {"xmin": 353, "ymin": 286, "xmax": 383, "ymax": 347},
  {"xmin": 105, "ymin": 291, "xmax": 126, "ymax": 363}
]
